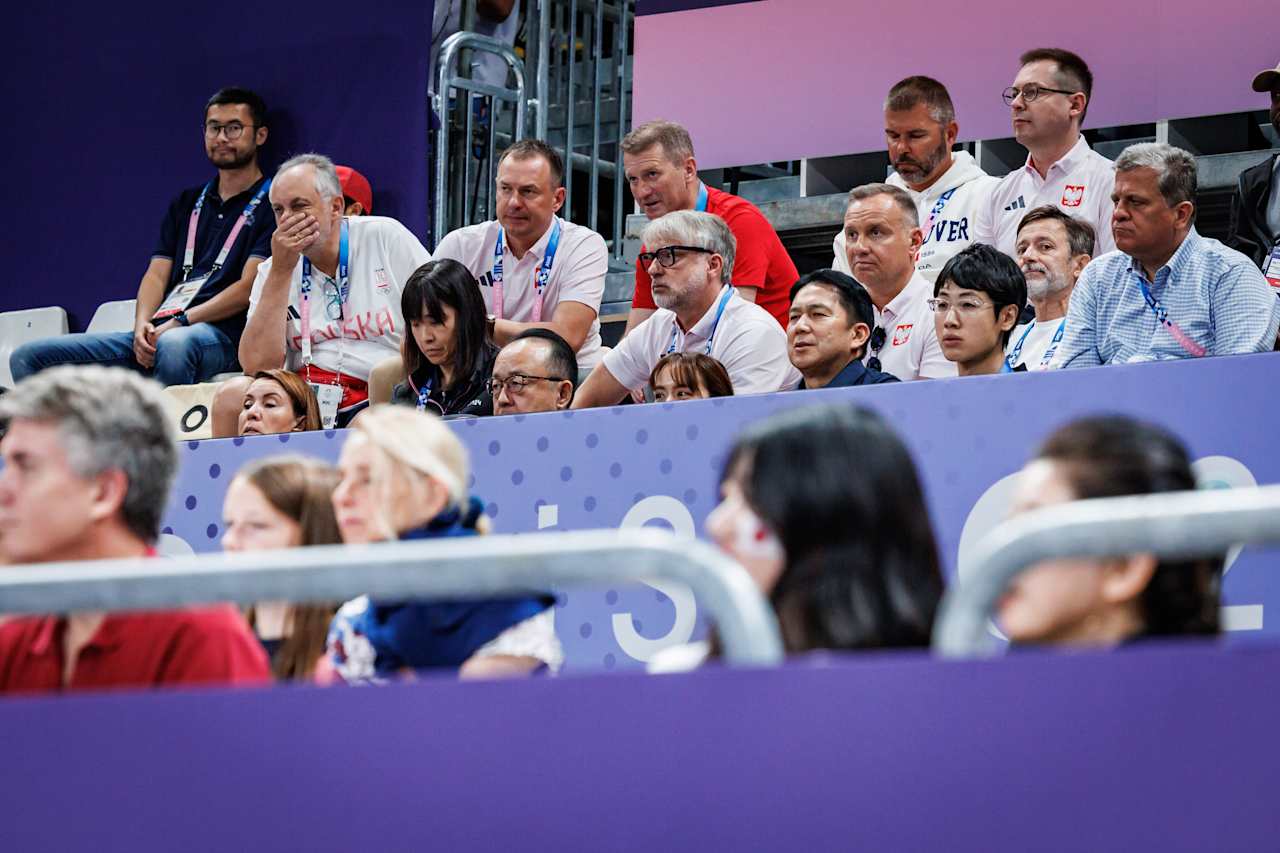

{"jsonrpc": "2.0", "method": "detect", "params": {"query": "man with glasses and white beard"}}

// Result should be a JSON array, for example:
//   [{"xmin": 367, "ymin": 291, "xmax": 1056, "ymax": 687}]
[{"xmin": 1006, "ymin": 206, "xmax": 1096, "ymax": 370}]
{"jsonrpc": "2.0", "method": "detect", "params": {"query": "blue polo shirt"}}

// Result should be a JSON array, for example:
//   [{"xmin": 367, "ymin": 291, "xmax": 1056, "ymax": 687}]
[
  {"xmin": 152, "ymin": 175, "xmax": 275, "ymax": 345},
  {"xmin": 796, "ymin": 358, "xmax": 900, "ymax": 390}
]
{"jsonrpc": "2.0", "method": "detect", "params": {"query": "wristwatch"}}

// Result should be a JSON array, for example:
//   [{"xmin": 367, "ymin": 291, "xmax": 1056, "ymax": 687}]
[
  {"xmin": 173, "ymin": 310, "xmax": 191, "ymax": 326},
  {"xmin": 486, "ymin": 314, "xmax": 497, "ymax": 339}
]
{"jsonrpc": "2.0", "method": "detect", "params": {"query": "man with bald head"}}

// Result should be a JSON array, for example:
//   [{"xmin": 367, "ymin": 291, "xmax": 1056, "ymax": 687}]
[
  {"xmin": 491, "ymin": 329, "xmax": 577, "ymax": 415},
  {"xmin": 211, "ymin": 153, "xmax": 430, "ymax": 433}
]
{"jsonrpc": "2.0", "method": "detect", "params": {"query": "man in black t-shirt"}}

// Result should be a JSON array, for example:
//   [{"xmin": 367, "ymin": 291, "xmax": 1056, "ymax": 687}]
[{"xmin": 9, "ymin": 87, "xmax": 276, "ymax": 387}]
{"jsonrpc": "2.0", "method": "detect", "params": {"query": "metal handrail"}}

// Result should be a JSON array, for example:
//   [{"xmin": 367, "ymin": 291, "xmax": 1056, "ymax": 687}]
[
  {"xmin": 0, "ymin": 529, "xmax": 784, "ymax": 667},
  {"xmin": 932, "ymin": 485, "xmax": 1280, "ymax": 658}
]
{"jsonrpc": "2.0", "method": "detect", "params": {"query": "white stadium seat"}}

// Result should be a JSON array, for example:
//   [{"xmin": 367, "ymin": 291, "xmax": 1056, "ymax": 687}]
[
  {"xmin": 87, "ymin": 299, "xmax": 138, "ymax": 334},
  {"xmin": 0, "ymin": 306, "xmax": 69, "ymax": 389}
]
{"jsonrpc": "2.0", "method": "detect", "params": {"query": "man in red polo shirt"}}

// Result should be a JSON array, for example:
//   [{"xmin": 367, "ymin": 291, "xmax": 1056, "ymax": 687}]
[
  {"xmin": 0, "ymin": 365, "xmax": 269, "ymax": 692},
  {"xmin": 621, "ymin": 119, "xmax": 798, "ymax": 338}
]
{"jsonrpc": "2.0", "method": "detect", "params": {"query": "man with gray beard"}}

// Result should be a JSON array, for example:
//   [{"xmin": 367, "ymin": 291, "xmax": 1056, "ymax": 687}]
[{"xmin": 1005, "ymin": 206, "xmax": 1095, "ymax": 370}]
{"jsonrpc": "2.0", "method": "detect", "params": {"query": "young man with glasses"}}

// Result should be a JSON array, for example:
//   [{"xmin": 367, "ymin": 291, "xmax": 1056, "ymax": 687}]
[
  {"xmin": 842, "ymin": 184, "xmax": 955, "ymax": 381},
  {"xmin": 491, "ymin": 328, "xmax": 577, "ymax": 415},
  {"xmin": 972, "ymin": 48, "xmax": 1116, "ymax": 260},
  {"xmin": 931, "ymin": 244, "xmax": 1027, "ymax": 376},
  {"xmin": 572, "ymin": 211, "xmax": 797, "ymax": 408},
  {"xmin": 10, "ymin": 88, "xmax": 275, "ymax": 388}
]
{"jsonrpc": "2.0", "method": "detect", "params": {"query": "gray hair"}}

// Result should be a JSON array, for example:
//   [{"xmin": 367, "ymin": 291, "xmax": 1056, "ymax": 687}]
[
  {"xmin": 276, "ymin": 152, "xmax": 342, "ymax": 202},
  {"xmin": 0, "ymin": 366, "xmax": 177, "ymax": 543},
  {"xmin": 1114, "ymin": 143, "xmax": 1198, "ymax": 215},
  {"xmin": 641, "ymin": 210, "xmax": 737, "ymax": 284},
  {"xmin": 847, "ymin": 182, "xmax": 920, "ymax": 228}
]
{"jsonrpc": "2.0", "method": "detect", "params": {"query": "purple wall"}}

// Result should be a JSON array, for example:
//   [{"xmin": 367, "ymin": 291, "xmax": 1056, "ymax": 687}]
[
  {"xmin": 2, "ymin": 2, "xmax": 433, "ymax": 330},
  {"xmin": 633, "ymin": 0, "xmax": 1277, "ymax": 168}
]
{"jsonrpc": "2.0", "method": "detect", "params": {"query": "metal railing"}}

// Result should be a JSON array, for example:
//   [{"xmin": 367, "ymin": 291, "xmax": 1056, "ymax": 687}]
[
  {"xmin": 933, "ymin": 486, "xmax": 1280, "ymax": 659},
  {"xmin": 0, "ymin": 529, "xmax": 784, "ymax": 667}
]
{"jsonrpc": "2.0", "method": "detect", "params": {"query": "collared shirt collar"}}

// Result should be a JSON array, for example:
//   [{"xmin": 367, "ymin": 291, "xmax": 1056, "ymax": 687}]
[
  {"xmin": 27, "ymin": 613, "xmax": 126, "ymax": 657},
  {"xmin": 881, "ymin": 270, "xmax": 930, "ymax": 321},
  {"xmin": 1126, "ymin": 228, "xmax": 1201, "ymax": 285},
  {"xmin": 1023, "ymin": 134, "xmax": 1090, "ymax": 179},
  {"xmin": 500, "ymin": 216, "xmax": 560, "ymax": 262}
]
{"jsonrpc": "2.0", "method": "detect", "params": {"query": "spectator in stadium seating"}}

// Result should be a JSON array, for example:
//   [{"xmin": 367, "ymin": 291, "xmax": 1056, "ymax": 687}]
[
  {"xmin": 788, "ymin": 270, "xmax": 898, "ymax": 390},
  {"xmin": 998, "ymin": 415, "xmax": 1221, "ymax": 648},
  {"xmin": 842, "ymin": 184, "xmax": 955, "ymax": 381},
  {"xmin": 431, "ymin": 140, "xmax": 607, "ymax": 376},
  {"xmin": 1055, "ymin": 143, "xmax": 1280, "ymax": 367},
  {"xmin": 326, "ymin": 406, "xmax": 561, "ymax": 681},
  {"xmin": 572, "ymin": 211, "xmax": 799, "ymax": 408},
  {"xmin": 832, "ymin": 76, "xmax": 999, "ymax": 283},
  {"xmin": 210, "ymin": 153, "xmax": 430, "ymax": 435},
  {"xmin": 931, "ymin": 244, "xmax": 1027, "ymax": 376},
  {"xmin": 10, "ymin": 88, "xmax": 275, "ymax": 388},
  {"xmin": 972, "ymin": 48, "xmax": 1116, "ymax": 259},
  {"xmin": 1006, "ymin": 206, "xmax": 1095, "ymax": 371},
  {"xmin": 221, "ymin": 456, "xmax": 341, "ymax": 681},
  {"xmin": 622, "ymin": 119, "xmax": 798, "ymax": 336},
  {"xmin": 491, "ymin": 329, "xmax": 577, "ymax": 415},
  {"xmin": 432, "ymin": 0, "xmax": 519, "ymax": 91},
  {"xmin": 1227, "ymin": 61, "xmax": 1280, "ymax": 276},
  {"xmin": 237, "ymin": 369, "xmax": 322, "ymax": 436},
  {"xmin": 336, "ymin": 165, "xmax": 374, "ymax": 216},
  {"xmin": 389, "ymin": 260, "xmax": 496, "ymax": 418},
  {"xmin": 649, "ymin": 352, "xmax": 734, "ymax": 401},
  {"xmin": 0, "ymin": 366, "xmax": 269, "ymax": 691},
  {"xmin": 651, "ymin": 405, "xmax": 943, "ymax": 672}
]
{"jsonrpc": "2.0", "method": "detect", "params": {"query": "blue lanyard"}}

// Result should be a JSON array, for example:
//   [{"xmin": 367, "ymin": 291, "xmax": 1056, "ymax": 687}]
[
  {"xmin": 416, "ymin": 375, "xmax": 435, "ymax": 412},
  {"xmin": 1133, "ymin": 270, "xmax": 1207, "ymax": 358},
  {"xmin": 1006, "ymin": 318, "xmax": 1066, "ymax": 370},
  {"xmin": 667, "ymin": 286, "xmax": 732, "ymax": 355},
  {"xmin": 491, "ymin": 219, "xmax": 562, "ymax": 321},
  {"xmin": 920, "ymin": 186, "xmax": 958, "ymax": 243},
  {"xmin": 301, "ymin": 217, "xmax": 350, "ymax": 313},
  {"xmin": 694, "ymin": 182, "xmax": 708, "ymax": 212}
]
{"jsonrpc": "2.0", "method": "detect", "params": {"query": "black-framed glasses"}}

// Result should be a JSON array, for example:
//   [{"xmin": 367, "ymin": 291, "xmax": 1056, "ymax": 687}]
[
  {"xmin": 637, "ymin": 245, "xmax": 714, "ymax": 268},
  {"xmin": 204, "ymin": 121, "xmax": 256, "ymax": 140},
  {"xmin": 489, "ymin": 374, "xmax": 563, "ymax": 396},
  {"xmin": 1002, "ymin": 84, "xmax": 1077, "ymax": 106},
  {"xmin": 867, "ymin": 325, "xmax": 887, "ymax": 372}
]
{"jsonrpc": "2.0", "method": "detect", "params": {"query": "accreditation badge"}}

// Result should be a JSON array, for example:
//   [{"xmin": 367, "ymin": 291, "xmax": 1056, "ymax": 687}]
[
  {"xmin": 1265, "ymin": 241, "xmax": 1280, "ymax": 291},
  {"xmin": 153, "ymin": 274, "xmax": 210, "ymax": 321},
  {"xmin": 310, "ymin": 382, "xmax": 344, "ymax": 430}
]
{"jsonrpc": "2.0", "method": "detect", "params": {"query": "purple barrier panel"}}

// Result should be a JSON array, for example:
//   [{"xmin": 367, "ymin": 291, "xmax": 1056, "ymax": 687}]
[
  {"xmin": 633, "ymin": 0, "xmax": 1276, "ymax": 168},
  {"xmin": 1, "ymin": 642, "xmax": 1278, "ymax": 851},
  {"xmin": 161, "ymin": 355, "xmax": 1280, "ymax": 672}
]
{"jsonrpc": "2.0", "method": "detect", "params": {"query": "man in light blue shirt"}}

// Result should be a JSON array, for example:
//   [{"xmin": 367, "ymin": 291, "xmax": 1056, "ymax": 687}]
[{"xmin": 1054, "ymin": 142, "xmax": 1279, "ymax": 368}]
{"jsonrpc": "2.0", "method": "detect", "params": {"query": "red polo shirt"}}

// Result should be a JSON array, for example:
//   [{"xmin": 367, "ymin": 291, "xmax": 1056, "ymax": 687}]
[
  {"xmin": 0, "ymin": 605, "xmax": 270, "ymax": 693},
  {"xmin": 632, "ymin": 186, "xmax": 798, "ymax": 329}
]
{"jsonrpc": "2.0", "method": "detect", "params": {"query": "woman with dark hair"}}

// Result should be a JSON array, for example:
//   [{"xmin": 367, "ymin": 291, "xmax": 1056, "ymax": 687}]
[
  {"xmin": 238, "ymin": 369, "xmax": 323, "ymax": 435},
  {"xmin": 998, "ymin": 415, "xmax": 1221, "ymax": 647},
  {"xmin": 391, "ymin": 259, "xmax": 497, "ymax": 417},
  {"xmin": 649, "ymin": 352, "xmax": 734, "ymax": 401}
]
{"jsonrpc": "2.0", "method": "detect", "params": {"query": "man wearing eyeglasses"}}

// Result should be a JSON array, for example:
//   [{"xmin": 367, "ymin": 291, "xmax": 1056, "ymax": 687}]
[
  {"xmin": 972, "ymin": 48, "xmax": 1116, "ymax": 260},
  {"xmin": 10, "ymin": 87, "xmax": 275, "ymax": 388},
  {"xmin": 491, "ymin": 328, "xmax": 577, "ymax": 415},
  {"xmin": 572, "ymin": 211, "xmax": 797, "ymax": 408}
]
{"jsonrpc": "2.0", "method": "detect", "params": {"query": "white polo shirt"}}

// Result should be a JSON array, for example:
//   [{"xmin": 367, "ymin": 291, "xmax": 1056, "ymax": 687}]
[
  {"xmin": 1005, "ymin": 317, "xmax": 1067, "ymax": 371},
  {"xmin": 604, "ymin": 285, "xmax": 800, "ymax": 395},
  {"xmin": 248, "ymin": 216, "xmax": 430, "ymax": 381},
  {"xmin": 973, "ymin": 135, "xmax": 1116, "ymax": 259},
  {"xmin": 434, "ymin": 216, "xmax": 607, "ymax": 372},
  {"xmin": 861, "ymin": 270, "xmax": 956, "ymax": 381}
]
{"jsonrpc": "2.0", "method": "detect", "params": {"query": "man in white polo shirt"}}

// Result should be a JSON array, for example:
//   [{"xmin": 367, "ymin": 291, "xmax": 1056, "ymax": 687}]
[
  {"xmin": 210, "ymin": 153, "xmax": 430, "ymax": 434},
  {"xmin": 572, "ymin": 210, "xmax": 797, "ymax": 407},
  {"xmin": 842, "ymin": 183, "xmax": 955, "ymax": 381},
  {"xmin": 972, "ymin": 48, "xmax": 1116, "ymax": 259}
]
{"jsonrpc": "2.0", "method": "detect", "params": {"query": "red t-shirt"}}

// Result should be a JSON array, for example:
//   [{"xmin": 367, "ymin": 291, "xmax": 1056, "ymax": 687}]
[
  {"xmin": 0, "ymin": 605, "xmax": 271, "ymax": 693},
  {"xmin": 633, "ymin": 187, "xmax": 798, "ymax": 329}
]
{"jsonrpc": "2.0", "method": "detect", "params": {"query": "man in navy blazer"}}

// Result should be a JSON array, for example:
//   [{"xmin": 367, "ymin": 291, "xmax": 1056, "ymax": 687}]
[{"xmin": 787, "ymin": 270, "xmax": 900, "ymax": 389}]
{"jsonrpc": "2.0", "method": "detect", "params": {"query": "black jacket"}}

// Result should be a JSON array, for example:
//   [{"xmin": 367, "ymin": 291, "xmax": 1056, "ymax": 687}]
[
  {"xmin": 391, "ymin": 345, "xmax": 497, "ymax": 418},
  {"xmin": 1227, "ymin": 153, "xmax": 1277, "ymax": 269}
]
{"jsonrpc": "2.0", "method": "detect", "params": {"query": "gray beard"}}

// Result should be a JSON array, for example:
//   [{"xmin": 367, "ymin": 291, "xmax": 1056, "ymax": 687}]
[{"xmin": 1026, "ymin": 270, "xmax": 1068, "ymax": 303}]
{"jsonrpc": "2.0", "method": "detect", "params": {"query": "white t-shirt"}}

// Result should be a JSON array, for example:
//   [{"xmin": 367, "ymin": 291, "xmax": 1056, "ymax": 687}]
[
  {"xmin": 1004, "ymin": 317, "xmax": 1067, "ymax": 371},
  {"xmin": 248, "ymin": 216, "xmax": 431, "ymax": 381},
  {"xmin": 861, "ymin": 270, "xmax": 956, "ymax": 381},
  {"xmin": 832, "ymin": 152, "xmax": 1000, "ymax": 283},
  {"xmin": 604, "ymin": 285, "xmax": 800, "ymax": 395},
  {"xmin": 972, "ymin": 135, "xmax": 1116, "ymax": 259},
  {"xmin": 434, "ymin": 217, "xmax": 607, "ymax": 372}
]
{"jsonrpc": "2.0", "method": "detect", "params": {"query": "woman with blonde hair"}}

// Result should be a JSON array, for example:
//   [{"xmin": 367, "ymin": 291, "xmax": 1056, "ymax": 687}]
[{"xmin": 325, "ymin": 405, "xmax": 561, "ymax": 681}]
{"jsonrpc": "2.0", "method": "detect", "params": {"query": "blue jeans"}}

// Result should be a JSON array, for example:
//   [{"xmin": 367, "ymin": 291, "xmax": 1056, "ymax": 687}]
[{"xmin": 9, "ymin": 324, "xmax": 239, "ymax": 387}]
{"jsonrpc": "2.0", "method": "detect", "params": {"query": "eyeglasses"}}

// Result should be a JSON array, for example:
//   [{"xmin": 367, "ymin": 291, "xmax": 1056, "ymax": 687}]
[
  {"xmin": 489, "ymin": 374, "xmax": 563, "ymax": 396},
  {"xmin": 1002, "ymin": 84, "xmax": 1077, "ymax": 106},
  {"xmin": 204, "ymin": 121, "xmax": 256, "ymax": 140},
  {"xmin": 866, "ymin": 325, "xmax": 887, "ymax": 372},
  {"xmin": 637, "ymin": 245, "xmax": 714, "ymax": 268},
  {"xmin": 927, "ymin": 297, "xmax": 995, "ymax": 316}
]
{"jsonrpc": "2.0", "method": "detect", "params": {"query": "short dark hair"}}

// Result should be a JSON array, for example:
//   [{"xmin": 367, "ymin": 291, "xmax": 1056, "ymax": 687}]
[
  {"xmin": 790, "ymin": 270, "xmax": 876, "ymax": 360},
  {"xmin": 1016, "ymin": 205, "xmax": 1097, "ymax": 257},
  {"xmin": 884, "ymin": 75, "xmax": 956, "ymax": 125},
  {"xmin": 510, "ymin": 328, "xmax": 578, "ymax": 387},
  {"xmin": 649, "ymin": 352, "xmax": 734, "ymax": 398},
  {"xmin": 205, "ymin": 87, "xmax": 268, "ymax": 128},
  {"xmin": 401, "ymin": 259, "xmax": 495, "ymax": 390},
  {"xmin": 1019, "ymin": 48, "xmax": 1093, "ymax": 122},
  {"xmin": 1036, "ymin": 416, "xmax": 1220, "ymax": 637},
  {"xmin": 498, "ymin": 139, "xmax": 565, "ymax": 188},
  {"xmin": 935, "ymin": 244, "xmax": 1028, "ymax": 347}
]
